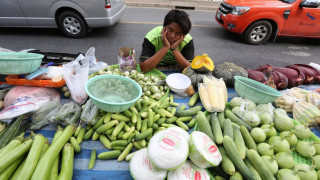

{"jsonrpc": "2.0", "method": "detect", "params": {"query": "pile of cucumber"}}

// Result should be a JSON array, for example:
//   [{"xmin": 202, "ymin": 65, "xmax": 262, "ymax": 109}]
[{"xmin": 71, "ymin": 94, "xmax": 200, "ymax": 164}]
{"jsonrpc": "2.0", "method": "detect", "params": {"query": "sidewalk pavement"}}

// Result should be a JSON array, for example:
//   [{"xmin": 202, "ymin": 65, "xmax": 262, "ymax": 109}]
[{"xmin": 125, "ymin": 0, "xmax": 222, "ymax": 11}]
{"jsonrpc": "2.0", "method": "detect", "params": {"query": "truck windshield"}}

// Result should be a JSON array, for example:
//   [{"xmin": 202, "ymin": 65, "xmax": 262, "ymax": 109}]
[{"xmin": 280, "ymin": 0, "xmax": 296, "ymax": 3}]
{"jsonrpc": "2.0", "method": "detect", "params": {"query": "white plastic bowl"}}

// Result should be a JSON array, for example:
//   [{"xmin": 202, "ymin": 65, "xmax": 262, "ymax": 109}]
[{"xmin": 166, "ymin": 73, "xmax": 191, "ymax": 96}]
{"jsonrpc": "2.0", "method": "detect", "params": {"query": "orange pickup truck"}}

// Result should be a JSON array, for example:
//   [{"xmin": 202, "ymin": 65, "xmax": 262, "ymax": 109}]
[{"xmin": 215, "ymin": 0, "xmax": 320, "ymax": 45}]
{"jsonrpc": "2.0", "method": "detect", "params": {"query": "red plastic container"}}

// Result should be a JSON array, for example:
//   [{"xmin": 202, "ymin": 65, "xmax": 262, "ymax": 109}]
[{"xmin": 5, "ymin": 75, "xmax": 65, "ymax": 87}]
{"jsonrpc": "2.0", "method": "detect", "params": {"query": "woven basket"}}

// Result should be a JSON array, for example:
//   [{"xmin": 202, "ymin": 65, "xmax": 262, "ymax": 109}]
[
  {"xmin": 234, "ymin": 76, "xmax": 281, "ymax": 104},
  {"xmin": 0, "ymin": 52, "xmax": 43, "ymax": 75}
]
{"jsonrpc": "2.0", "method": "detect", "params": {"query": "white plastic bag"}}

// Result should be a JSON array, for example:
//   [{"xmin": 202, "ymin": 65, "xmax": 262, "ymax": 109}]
[
  {"xmin": 0, "ymin": 86, "xmax": 60, "ymax": 120},
  {"xmin": 86, "ymin": 47, "xmax": 108, "ymax": 74},
  {"xmin": 63, "ymin": 54, "xmax": 89, "ymax": 104}
]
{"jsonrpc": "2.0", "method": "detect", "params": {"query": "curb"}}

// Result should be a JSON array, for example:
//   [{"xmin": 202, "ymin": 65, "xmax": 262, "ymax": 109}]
[{"xmin": 125, "ymin": 1, "xmax": 221, "ymax": 11}]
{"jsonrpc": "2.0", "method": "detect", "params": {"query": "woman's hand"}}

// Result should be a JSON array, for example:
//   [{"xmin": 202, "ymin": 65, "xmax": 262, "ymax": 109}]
[
  {"xmin": 170, "ymin": 35, "xmax": 185, "ymax": 50},
  {"xmin": 161, "ymin": 27, "xmax": 170, "ymax": 50}
]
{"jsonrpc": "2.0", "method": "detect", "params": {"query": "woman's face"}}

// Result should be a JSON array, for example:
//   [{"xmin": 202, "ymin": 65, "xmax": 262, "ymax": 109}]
[{"xmin": 165, "ymin": 22, "xmax": 184, "ymax": 45}]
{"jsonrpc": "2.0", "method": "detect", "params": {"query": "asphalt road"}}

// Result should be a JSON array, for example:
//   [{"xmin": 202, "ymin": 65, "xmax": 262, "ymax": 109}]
[{"xmin": 0, "ymin": 7, "xmax": 319, "ymax": 69}]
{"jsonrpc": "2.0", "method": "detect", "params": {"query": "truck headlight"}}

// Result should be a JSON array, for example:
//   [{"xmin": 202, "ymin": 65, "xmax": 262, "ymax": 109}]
[{"xmin": 231, "ymin": 6, "xmax": 250, "ymax": 15}]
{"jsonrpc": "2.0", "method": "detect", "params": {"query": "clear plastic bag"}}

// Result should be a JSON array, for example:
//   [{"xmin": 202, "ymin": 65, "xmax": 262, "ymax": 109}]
[
  {"xmin": 29, "ymin": 100, "xmax": 60, "ymax": 131},
  {"xmin": 63, "ymin": 54, "xmax": 89, "ymax": 104},
  {"xmin": 118, "ymin": 47, "xmax": 136, "ymax": 71},
  {"xmin": 86, "ymin": 47, "xmax": 108, "ymax": 74},
  {"xmin": 80, "ymin": 99, "xmax": 101, "ymax": 126}
]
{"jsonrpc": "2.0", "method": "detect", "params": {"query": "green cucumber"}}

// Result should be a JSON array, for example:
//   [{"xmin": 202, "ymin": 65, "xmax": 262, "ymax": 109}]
[
  {"xmin": 247, "ymin": 149, "xmax": 276, "ymax": 180},
  {"xmin": 98, "ymin": 150, "xmax": 121, "ymax": 160},
  {"xmin": 244, "ymin": 159, "xmax": 262, "ymax": 180},
  {"xmin": 188, "ymin": 92, "xmax": 199, "ymax": 107},
  {"xmin": 223, "ymin": 118, "xmax": 233, "ymax": 140},
  {"xmin": 225, "ymin": 110, "xmax": 252, "ymax": 131},
  {"xmin": 240, "ymin": 126, "xmax": 257, "ymax": 151},
  {"xmin": 219, "ymin": 146, "xmax": 236, "ymax": 176},
  {"xmin": 233, "ymin": 127, "xmax": 246, "ymax": 160},
  {"xmin": 196, "ymin": 111, "xmax": 215, "ymax": 142},
  {"xmin": 223, "ymin": 136, "xmax": 255, "ymax": 180},
  {"xmin": 211, "ymin": 114, "xmax": 223, "ymax": 145},
  {"xmin": 176, "ymin": 106, "xmax": 202, "ymax": 117}
]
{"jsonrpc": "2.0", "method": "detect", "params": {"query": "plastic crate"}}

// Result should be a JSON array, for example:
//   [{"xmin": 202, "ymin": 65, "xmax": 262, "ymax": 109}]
[{"xmin": 5, "ymin": 75, "xmax": 65, "ymax": 88}]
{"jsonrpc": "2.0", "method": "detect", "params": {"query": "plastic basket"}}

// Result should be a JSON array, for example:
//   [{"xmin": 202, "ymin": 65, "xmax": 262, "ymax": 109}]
[
  {"xmin": 5, "ymin": 75, "xmax": 65, "ymax": 88},
  {"xmin": 234, "ymin": 76, "xmax": 281, "ymax": 104},
  {"xmin": 291, "ymin": 119, "xmax": 320, "ymax": 165},
  {"xmin": 85, "ymin": 75, "xmax": 142, "ymax": 112},
  {"xmin": 0, "ymin": 52, "xmax": 43, "ymax": 75}
]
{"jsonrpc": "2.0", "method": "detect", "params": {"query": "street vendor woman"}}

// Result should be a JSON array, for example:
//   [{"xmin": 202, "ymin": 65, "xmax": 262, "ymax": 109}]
[{"xmin": 139, "ymin": 9, "xmax": 195, "ymax": 73}]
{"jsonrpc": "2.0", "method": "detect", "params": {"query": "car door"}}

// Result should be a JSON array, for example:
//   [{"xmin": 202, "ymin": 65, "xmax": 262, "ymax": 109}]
[
  {"xmin": 281, "ymin": 0, "xmax": 320, "ymax": 37},
  {"xmin": 0, "ymin": 0, "xmax": 29, "ymax": 26},
  {"xmin": 17, "ymin": 0, "xmax": 57, "ymax": 27}
]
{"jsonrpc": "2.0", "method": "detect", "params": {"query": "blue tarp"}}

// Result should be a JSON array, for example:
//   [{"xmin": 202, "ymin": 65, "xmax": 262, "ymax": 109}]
[{"xmin": 34, "ymin": 70, "xmax": 320, "ymax": 179}]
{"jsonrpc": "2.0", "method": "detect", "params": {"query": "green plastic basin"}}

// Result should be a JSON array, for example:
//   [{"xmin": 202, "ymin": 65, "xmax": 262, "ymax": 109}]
[{"xmin": 85, "ymin": 75, "xmax": 142, "ymax": 112}]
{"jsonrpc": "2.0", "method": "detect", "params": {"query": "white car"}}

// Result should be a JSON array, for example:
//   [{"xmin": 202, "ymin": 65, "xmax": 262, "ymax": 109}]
[{"xmin": 0, "ymin": 0, "xmax": 126, "ymax": 38}]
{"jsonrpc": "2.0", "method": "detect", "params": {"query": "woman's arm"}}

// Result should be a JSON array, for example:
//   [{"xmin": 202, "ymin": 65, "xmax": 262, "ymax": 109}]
[
  {"xmin": 140, "ymin": 47, "xmax": 169, "ymax": 73},
  {"xmin": 170, "ymin": 35, "xmax": 191, "ymax": 70},
  {"xmin": 140, "ymin": 28, "xmax": 171, "ymax": 73},
  {"xmin": 171, "ymin": 49, "xmax": 190, "ymax": 70}
]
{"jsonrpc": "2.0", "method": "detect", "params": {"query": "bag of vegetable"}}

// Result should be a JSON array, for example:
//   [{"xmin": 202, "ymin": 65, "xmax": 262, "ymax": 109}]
[
  {"xmin": 188, "ymin": 131, "xmax": 222, "ymax": 168},
  {"xmin": 148, "ymin": 128, "xmax": 189, "ymax": 170},
  {"xmin": 130, "ymin": 148, "xmax": 167, "ymax": 180},
  {"xmin": 167, "ymin": 160, "xmax": 210, "ymax": 180}
]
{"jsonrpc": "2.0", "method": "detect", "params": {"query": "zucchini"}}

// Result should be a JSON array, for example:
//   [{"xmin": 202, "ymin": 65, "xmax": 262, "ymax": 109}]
[
  {"xmin": 240, "ymin": 126, "xmax": 257, "ymax": 151},
  {"xmin": 211, "ymin": 114, "xmax": 223, "ymax": 145},
  {"xmin": 176, "ymin": 106, "xmax": 202, "ymax": 117},
  {"xmin": 247, "ymin": 149, "xmax": 276, "ymax": 180},
  {"xmin": 219, "ymin": 146, "xmax": 236, "ymax": 176},
  {"xmin": 233, "ymin": 127, "xmax": 246, "ymax": 160},
  {"xmin": 196, "ymin": 111, "xmax": 215, "ymax": 142},
  {"xmin": 225, "ymin": 110, "xmax": 252, "ymax": 131},
  {"xmin": 223, "ymin": 118, "xmax": 233, "ymax": 140},
  {"xmin": 222, "ymin": 136, "xmax": 255, "ymax": 180}
]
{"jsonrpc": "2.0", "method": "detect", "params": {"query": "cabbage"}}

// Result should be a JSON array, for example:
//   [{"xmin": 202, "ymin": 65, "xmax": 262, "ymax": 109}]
[
  {"xmin": 255, "ymin": 103, "xmax": 275, "ymax": 116},
  {"xmin": 167, "ymin": 160, "xmax": 210, "ymax": 180},
  {"xmin": 148, "ymin": 128, "xmax": 189, "ymax": 170},
  {"xmin": 230, "ymin": 97, "xmax": 244, "ymax": 108},
  {"xmin": 242, "ymin": 111, "xmax": 260, "ymax": 127},
  {"xmin": 188, "ymin": 131, "xmax": 222, "ymax": 168},
  {"xmin": 241, "ymin": 99, "xmax": 256, "ymax": 111},
  {"xmin": 130, "ymin": 148, "xmax": 167, "ymax": 180},
  {"xmin": 232, "ymin": 106, "xmax": 244, "ymax": 118}
]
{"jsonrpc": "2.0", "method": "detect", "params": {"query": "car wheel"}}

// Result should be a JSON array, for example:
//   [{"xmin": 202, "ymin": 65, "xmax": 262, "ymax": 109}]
[
  {"xmin": 58, "ymin": 11, "xmax": 87, "ymax": 38},
  {"xmin": 244, "ymin": 21, "xmax": 272, "ymax": 45}
]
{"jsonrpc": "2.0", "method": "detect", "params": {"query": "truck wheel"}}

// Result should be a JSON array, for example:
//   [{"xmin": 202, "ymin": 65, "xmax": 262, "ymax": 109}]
[
  {"xmin": 244, "ymin": 21, "xmax": 272, "ymax": 45},
  {"xmin": 58, "ymin": 11, "xmax": 87, "ymax": 38}
]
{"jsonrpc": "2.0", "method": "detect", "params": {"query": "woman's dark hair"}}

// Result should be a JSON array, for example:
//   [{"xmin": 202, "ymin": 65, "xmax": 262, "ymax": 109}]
[{"xmin": 163, "ymin": 10, "xmax": 192, "ymax": 35}]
